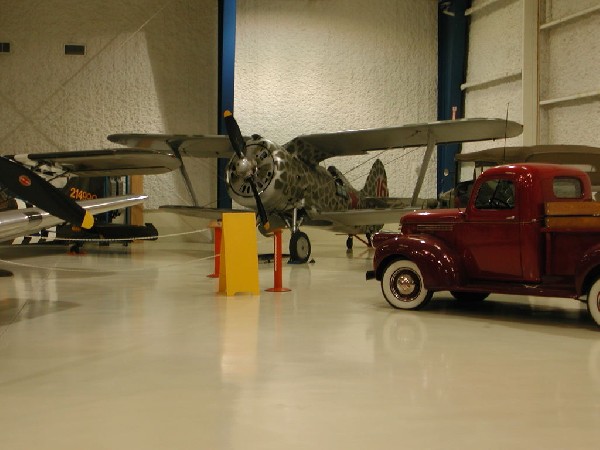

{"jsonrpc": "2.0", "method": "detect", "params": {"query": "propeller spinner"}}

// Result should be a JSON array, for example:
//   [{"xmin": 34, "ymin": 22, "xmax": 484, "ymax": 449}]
[
  {"xmin": 0, "ymin": 156, "xmax": 94, "ymax": 229},
  {"xmin": 223, "ymin": 111, "xmax": 270, "ymax": 231}
]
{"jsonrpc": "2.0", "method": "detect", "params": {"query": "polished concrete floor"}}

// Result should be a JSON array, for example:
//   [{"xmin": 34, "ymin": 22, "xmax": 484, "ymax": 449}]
[{"xmin": 1, "ymin": 228, "xmax": 600, "ymax": 449}]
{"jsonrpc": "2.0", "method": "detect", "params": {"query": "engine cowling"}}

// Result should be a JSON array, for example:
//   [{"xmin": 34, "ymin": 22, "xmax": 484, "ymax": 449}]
[{"xmin": 225, "ymin": 137, "xmax": 292, "ymax": 212}]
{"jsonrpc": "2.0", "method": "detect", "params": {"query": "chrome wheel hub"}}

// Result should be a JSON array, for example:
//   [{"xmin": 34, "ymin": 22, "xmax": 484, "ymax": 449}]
[{"xmin": 397, "ymin": 273, "xmax": 416, "ymax": 296}]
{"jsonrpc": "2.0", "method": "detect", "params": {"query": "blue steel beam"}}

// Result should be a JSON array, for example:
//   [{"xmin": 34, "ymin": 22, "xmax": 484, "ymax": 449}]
[
  {"xmin": 437, "ymin": 0, "xmax": 471, "ymax": 195},
  {"xmin": 217, "ymin": 0, "xmax": 236, "ymax": 208}
]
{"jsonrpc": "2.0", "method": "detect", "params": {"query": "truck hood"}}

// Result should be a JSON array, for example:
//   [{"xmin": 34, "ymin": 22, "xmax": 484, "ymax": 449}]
[{"xmin": 401, "ymin": 208, "xmax": 464, "ymax": 225}]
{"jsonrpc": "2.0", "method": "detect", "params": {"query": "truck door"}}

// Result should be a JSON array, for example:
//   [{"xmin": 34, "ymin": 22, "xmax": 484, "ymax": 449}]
[{"xmin": 458, "ymin": 177, "xmax": 522, "ymax": 280}]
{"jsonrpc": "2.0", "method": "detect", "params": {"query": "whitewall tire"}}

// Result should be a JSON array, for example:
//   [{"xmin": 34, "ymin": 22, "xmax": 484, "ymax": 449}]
[
  {"xmin": 381, "ymin": 259, "xmax": 433, "ymax": 310},
  {"xmin": 587, "ymin": 278, "xmax": 600, "ymax": 327}
]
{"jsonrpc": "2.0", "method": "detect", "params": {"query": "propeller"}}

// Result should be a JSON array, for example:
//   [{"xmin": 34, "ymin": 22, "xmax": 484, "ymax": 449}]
[
  {"xmin": 223, "ymin": 110, "xmax": 270, "ymax": 231},
  {"xmin": 0, "ymin": 156, "xmax": 94, "ymax": 229}
]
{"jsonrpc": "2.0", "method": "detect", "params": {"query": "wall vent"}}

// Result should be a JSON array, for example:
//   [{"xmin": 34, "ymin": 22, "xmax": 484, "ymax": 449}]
[
  {"xmin": 0, "ymin": 42, "xmax": 10, "ymax": 53},
  {"xmin": 64, "ymin": 44, "xmax": 86, "ymax": 56}
]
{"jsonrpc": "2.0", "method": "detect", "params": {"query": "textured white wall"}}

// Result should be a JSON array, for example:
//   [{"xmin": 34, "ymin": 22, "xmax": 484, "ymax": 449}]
[
  {"xmin": 462, "ymin": 0, "xmax": 600, "ymax": 181},
  {"xmin": 0, "ymin": 0, "xmax": 218, "ymax": 210},
  {"xmin": 234, "ymin": 0, "xmax": 439, "ymax": 200},
  {"xmin": 462, "ymin": 0, "xmax": 523, "ymax": 164},
  {"xmin": 539, "ymin": 0, "xmax": 600, "ymax": 146}
]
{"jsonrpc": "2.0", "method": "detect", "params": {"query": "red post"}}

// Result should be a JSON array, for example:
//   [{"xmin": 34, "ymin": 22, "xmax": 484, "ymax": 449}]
[
  {"xmin": 266, "ymin": 229, "xmax": 291, "ymax": 292},
  {"xmin": 207, "ymin": 220, "xmax": 222, "ymax": 278}
]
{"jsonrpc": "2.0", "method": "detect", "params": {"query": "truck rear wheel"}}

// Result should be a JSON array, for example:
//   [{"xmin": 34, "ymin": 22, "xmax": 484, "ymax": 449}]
[
  {"xmin": 587, "ymin": 278, "xmax": 600, "ymax": 327},
  {"xmin": 381, "ymin": 260, "xmax": 432, "ymax": 310}
]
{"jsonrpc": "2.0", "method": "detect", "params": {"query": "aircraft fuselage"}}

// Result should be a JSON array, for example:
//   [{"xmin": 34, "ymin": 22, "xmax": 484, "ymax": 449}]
[{"xmin": 226, "ymin": 137, "xmax": 364, "ymax": 215}]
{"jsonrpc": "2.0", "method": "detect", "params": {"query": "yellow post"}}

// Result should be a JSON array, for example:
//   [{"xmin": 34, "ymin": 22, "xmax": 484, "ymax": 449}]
[{"xmin": 218, "ymin": 212, "xmax": 260, "ymax": 296}]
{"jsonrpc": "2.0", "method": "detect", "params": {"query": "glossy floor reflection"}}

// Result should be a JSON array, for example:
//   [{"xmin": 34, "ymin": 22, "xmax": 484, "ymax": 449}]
[{"xmin": 1, "ymin": 230, "xmax": 600, "ymax": 449}]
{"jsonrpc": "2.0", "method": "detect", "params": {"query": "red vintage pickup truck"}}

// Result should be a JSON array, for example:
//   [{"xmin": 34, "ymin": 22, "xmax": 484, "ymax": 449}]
[{"xmin": 366, "ymin": 163, "xmax": 600, "ymax": 327}]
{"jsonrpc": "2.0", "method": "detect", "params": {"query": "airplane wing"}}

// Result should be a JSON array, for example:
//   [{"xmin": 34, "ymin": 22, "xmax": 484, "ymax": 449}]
[
  {"xmin": 304, "ymin": 207, "xmax": 416, "ymax": 229},
  {"xmin": 159, "ymin": 205, "xmax": 255, "ymax": 219},
  {"xmin": 159, "ymin": 204, "xmax": 413, "ymax": 234},
  {"xmin": 14, "ymin": 148, "xmax": 181, "ymax": 176},
  {"xmin": 107, "ymin": 134, "xmax": 234, "ymax": 158},
  {"xmin": 0, "ymin": 194, "xmax": 147, "ymax": 242},
  {"xmin": 456, "ymin": 145, "xmax": 600, "ymax": 185},
  {"xmin": 286, "ymin": 118, "xmax": 523, "ymax": 164},
  {"xmin": 107, "ymin": 118, "xmax": 522, "ymax": 163}
]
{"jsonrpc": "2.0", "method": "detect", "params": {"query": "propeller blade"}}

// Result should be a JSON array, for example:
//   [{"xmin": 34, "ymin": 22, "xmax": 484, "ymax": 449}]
[
  {"xmin": 222, "ymin": 110, "xmax": 270, "ymax": 231},
  {"xmin": 223, "ymin": 110, "xmax": 246, "ymax": 159},
  {"xmin": 249, "ymin": 180, "xmax": 270, "ymax": 231},
  {"xmin": 0, "ymin": 157, "xmax": 94, "ymax": 229}
]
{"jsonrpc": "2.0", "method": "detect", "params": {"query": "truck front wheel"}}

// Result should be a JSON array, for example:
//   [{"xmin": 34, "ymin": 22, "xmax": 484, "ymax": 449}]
[
  {"xmin": 587, "ymin": 278, "xmax": 600, "ymax": 327},
  {"xmin": 381, "ymin": 260, "xmax": 433, "ymax": 310}
]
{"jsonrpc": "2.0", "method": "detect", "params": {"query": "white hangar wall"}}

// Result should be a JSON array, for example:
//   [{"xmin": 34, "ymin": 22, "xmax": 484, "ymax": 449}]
[
  {"xmin": 234, "ymin": 0, "xmax": 439, "ymax": 201},
  {"xmin": 0, "ymin": 0, "xmax": 218, "ymax": 210},
  {"xmin": 461, "ymin": 0, "xmax": 600, "ymax": 180}
]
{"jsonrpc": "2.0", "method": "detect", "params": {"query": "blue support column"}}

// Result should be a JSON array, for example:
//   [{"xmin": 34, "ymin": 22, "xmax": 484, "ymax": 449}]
[
  {"xmin": 217, "ymin": 0, "xmax": 236, "ymax": 208},
  {"xmin": 437, "ymin": 0, "xmax": 471, "ymax": 195}
]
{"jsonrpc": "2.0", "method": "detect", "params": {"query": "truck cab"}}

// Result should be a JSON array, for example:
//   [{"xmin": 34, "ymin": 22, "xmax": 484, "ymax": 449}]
[{"xmin": 367, "ymin": 163, "xmax": 600, "ymax": 328}]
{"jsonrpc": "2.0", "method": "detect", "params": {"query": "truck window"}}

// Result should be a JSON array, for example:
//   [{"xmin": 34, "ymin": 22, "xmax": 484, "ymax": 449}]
[
  {"xmin": 553, "ymin": 177, "xmax": 582, "ymax": 199},
  {"xmin": 474, "ymin": 179, "xmax": 515, "ymax": 210}
]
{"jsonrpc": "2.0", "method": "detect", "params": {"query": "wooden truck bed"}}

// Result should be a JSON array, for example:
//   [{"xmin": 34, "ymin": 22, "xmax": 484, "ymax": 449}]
[
  {"xmin": 543, "ymin": 201, "xmax": 600, "ymax": 276},
  {"xmin": 545, "ymin": 201, "xmax": 600, "ymax": 229}
]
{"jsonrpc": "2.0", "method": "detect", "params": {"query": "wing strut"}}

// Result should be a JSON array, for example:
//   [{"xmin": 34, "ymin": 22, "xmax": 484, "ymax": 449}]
[
  {"xmin": 410, "ymin": 131, "xmax": 436, "ymax": 206},
  {"xmin": 171, "ymin": 146, "xmax": 199, "ymax": 207}
]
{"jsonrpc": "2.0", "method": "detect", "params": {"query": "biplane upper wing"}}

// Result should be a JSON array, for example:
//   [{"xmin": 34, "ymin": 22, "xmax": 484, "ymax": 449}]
[
  {"xmin": 0, "ymin": 194, "xmax": 147, "ymax": 242},
  {"xmin": 16, "ymin": 148, "xmax": 181, "ymax": 176},
  {"xmin": 108, "ymin": 118, "xmax": 522, "ymax": 163},
  {"xmin": 286, "ymin": 118, "xmax": 523, "ymax": 164},
  {"xmin": 456, "ymin": 144, "xmax": 600, "ymax": 185}
]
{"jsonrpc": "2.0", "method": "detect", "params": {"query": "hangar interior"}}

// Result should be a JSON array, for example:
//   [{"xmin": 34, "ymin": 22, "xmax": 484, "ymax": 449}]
[{"xmin": 1, "ymin": 0, "xmax": 600, "ymax": 448}]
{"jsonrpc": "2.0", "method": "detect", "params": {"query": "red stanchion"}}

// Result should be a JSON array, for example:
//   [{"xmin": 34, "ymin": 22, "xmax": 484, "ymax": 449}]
[
  {"xmin": 266, "ymin": 228, "xmax": 291, "ymax": 292},
  {"xmin": 207, "ymin": 220, "xmax": 222, "ymax": 278}
]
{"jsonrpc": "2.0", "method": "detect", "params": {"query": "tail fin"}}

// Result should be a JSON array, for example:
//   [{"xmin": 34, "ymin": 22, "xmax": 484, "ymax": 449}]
[{"xmin": 361, "ymin": 159, "xmax": 388, "ymax": 198}]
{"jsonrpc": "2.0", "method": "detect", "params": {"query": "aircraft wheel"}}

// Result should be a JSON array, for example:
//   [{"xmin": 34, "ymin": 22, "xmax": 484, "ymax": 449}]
[
  {"xmin": 450, "ymin": 291, "xmax": 489, "ymax": 302},
  {"xmin": 587, "ymin": 278, "xmax": 600, "ymax": 327},
  {"xmin": 381, "ymin": 259, "xmax": 432, "ymax": 310},
  {"xmin": 346, "ymin": 236, "xmax": 353, "ymax": 250},
  {"xmin": 289, "ymin": 231, "xmax": 311, "ymax": 263}
]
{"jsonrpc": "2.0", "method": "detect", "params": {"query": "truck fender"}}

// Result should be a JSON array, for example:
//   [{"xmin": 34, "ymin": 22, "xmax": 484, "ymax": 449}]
[
  {"xmin": 576, "ymin": 245, "xmax": 600, "ymax": 296},
  {"xmin": 375, "ymin": 234, "xmax": 464, "ymax": 290}
]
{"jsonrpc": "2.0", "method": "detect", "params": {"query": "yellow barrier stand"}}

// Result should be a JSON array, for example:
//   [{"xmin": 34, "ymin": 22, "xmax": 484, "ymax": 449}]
[{"xmin": 218, "ymin": 212, "xmax": 260, "ymax": 296}]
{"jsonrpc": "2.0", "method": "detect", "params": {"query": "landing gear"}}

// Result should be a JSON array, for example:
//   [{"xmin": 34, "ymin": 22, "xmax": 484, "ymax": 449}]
[
  {"xmin": 347, "ymin": 233, "xmax": 374, "ymax": 250},
  {"xmin": 289, "ymin": 231, "xmax": 311, "ymax": 263}
]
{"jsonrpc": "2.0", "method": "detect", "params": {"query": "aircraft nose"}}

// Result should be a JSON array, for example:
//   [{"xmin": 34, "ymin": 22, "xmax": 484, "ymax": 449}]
[{"xmin": 234, "ymin": 157, "xmax": 257, "ymax": 179}]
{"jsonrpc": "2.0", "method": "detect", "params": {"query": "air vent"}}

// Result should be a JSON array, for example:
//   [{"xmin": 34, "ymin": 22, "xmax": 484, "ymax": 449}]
[
  {"xmin": 64, "ymin": 44, "xmax": 86, "ymax": 56},
  {"xmin": 0, "ymin": 42, "xmax": 10, "ymax": 53}
]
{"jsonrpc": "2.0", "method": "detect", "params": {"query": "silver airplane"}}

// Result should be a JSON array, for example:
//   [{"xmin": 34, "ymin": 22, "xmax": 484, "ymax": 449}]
[
  {"xmin": 0, "ymin": 155, "xmax": 151, "ymax": 275},
  {"xmin": 108, "ymin": 113, "xmax": 523, "ymax": 263},
  {"xmin": 0, "ymin": 147, "xmax": 180, "ymax": 249}
]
